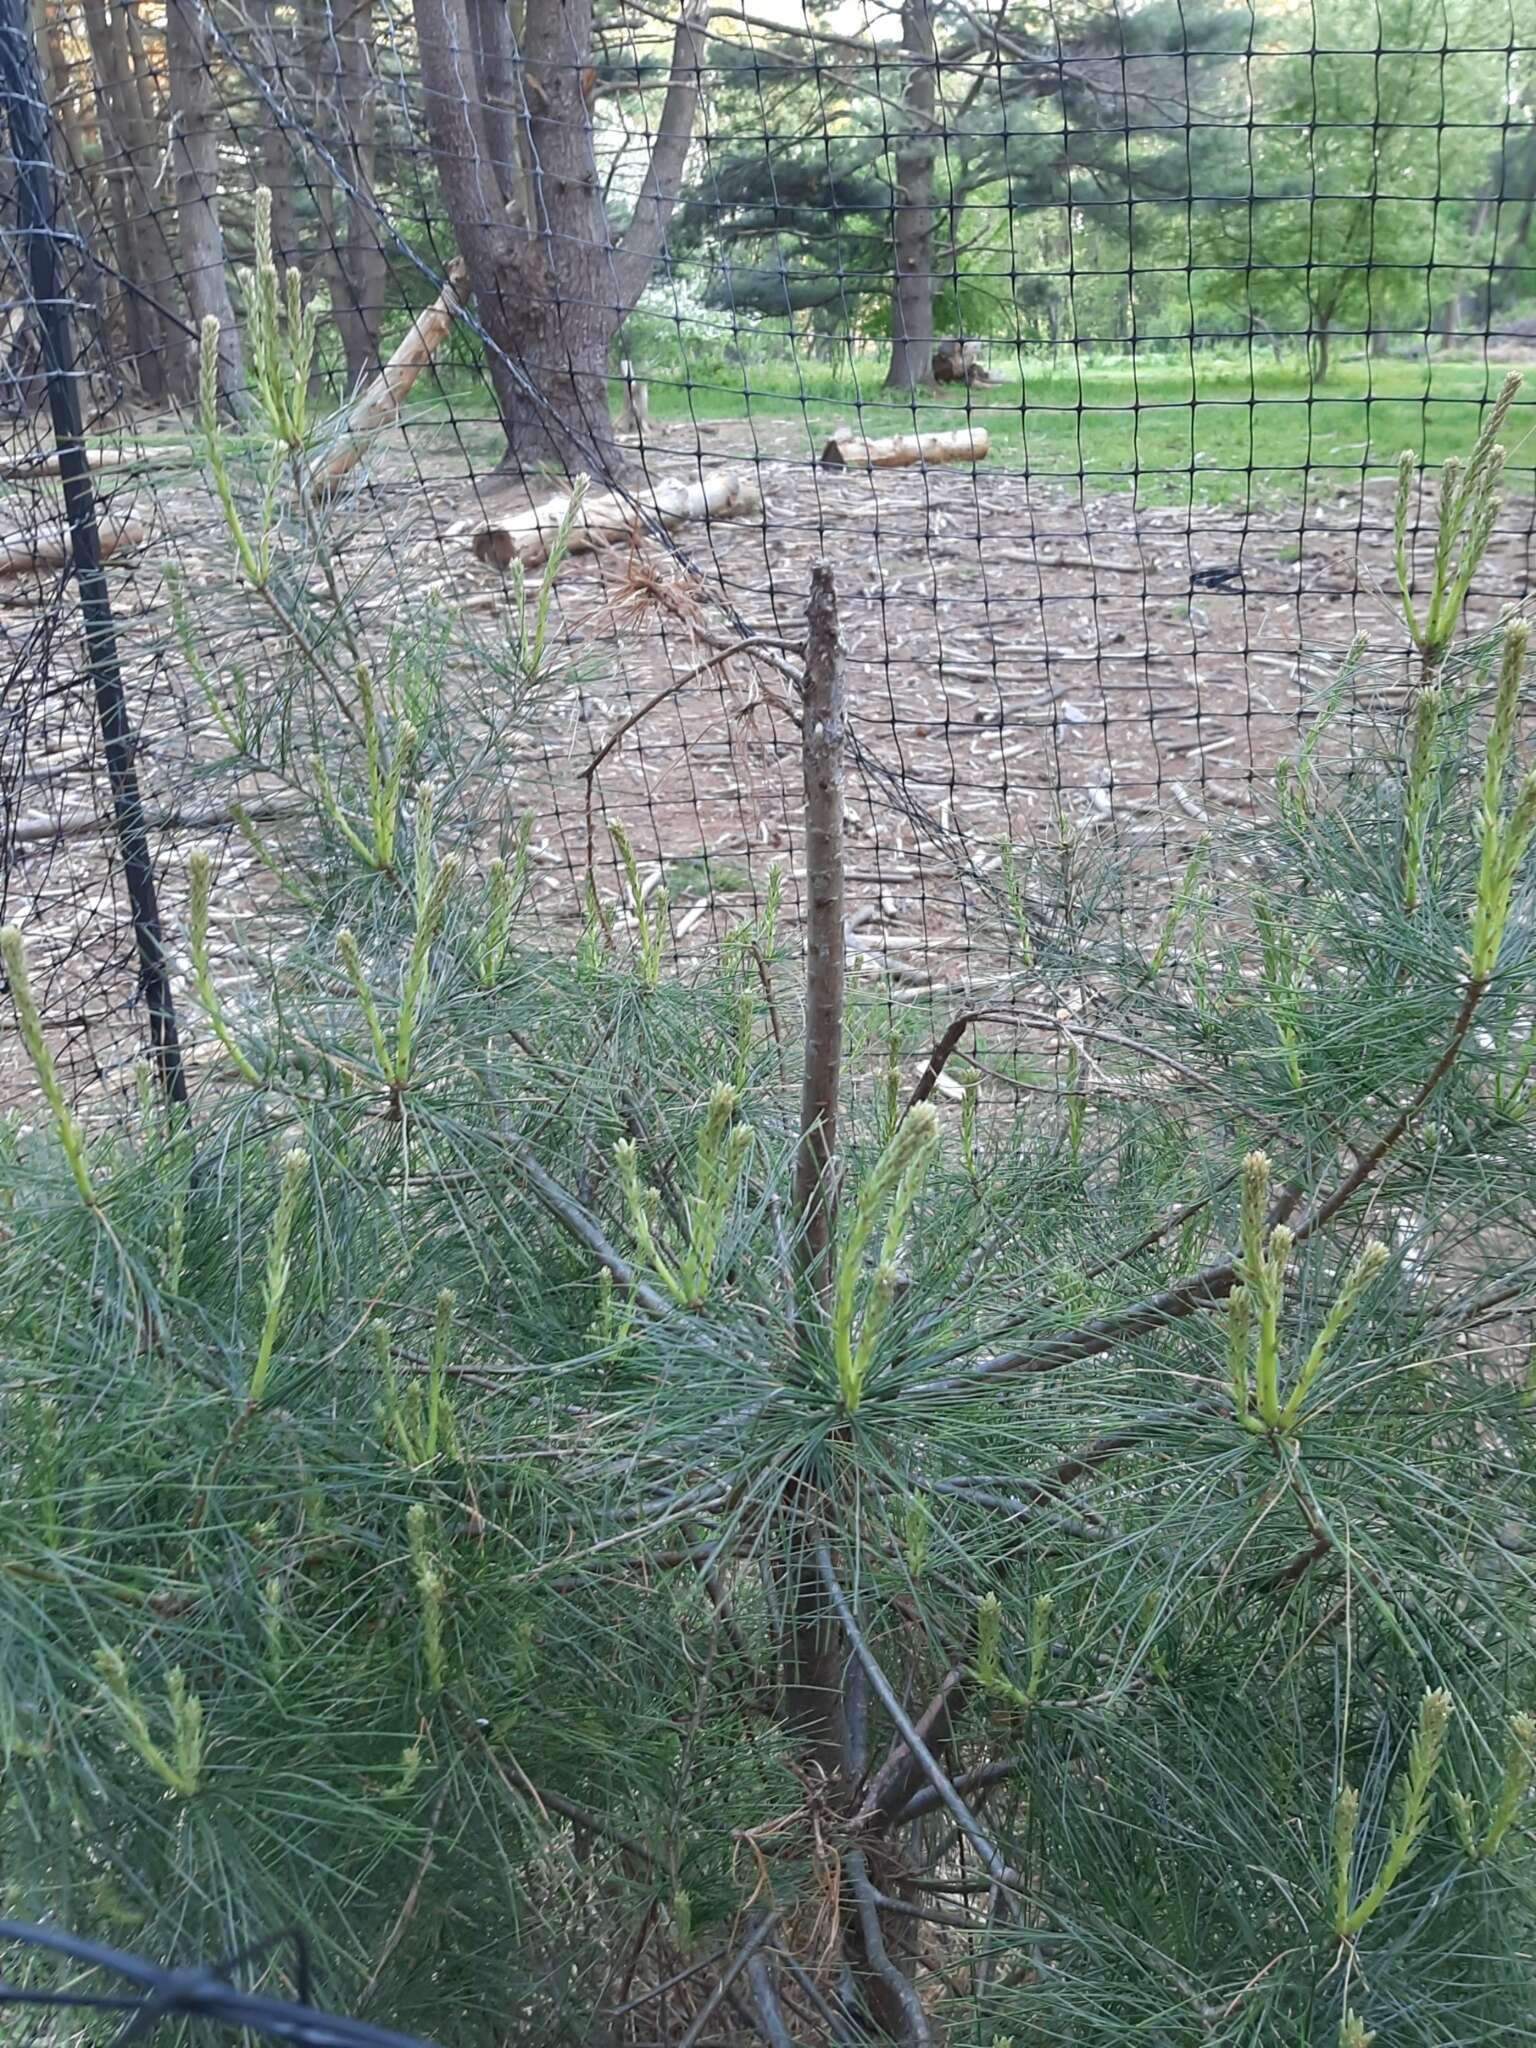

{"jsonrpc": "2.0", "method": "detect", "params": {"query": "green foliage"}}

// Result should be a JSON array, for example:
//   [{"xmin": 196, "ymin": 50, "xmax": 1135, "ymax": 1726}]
[{"xmin": 4, "ymin": 397, "xmax": 1536, "ymax": 2048}]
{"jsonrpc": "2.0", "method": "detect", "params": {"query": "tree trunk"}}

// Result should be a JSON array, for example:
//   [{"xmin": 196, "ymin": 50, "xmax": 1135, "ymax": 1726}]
[
  {"xmin": 329, "ymin": 0, "xmax": 387, "ymax": 383},
  {"xmin": 258, "ymin": 0, "xmax": 299, "ymax": 273},
  {"xmin": 884, "ymin": 0, "xmax": 937, "ymax": 392},
  {"xmin": 78, "ymin": 0, "xmax": 172, "ymax": 399},
  {"xmin": 466, "ymin": 0, "xmax": 521, "ymax": 211},
  {"xmin": 165, "ymin": 0, "xmax": 245, "ymax": 408},
  {"xmin": 1311, "ymin": 313, "xmax": 1332, "ymax": 383},
  {"xmin": 412, "ymin": 0, "xmax": 704, "ymax": 479}
]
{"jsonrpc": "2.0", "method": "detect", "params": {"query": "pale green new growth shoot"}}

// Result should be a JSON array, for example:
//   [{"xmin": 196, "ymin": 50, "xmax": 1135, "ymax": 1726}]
[
  {"xmin": 1, "ymin": 924, "xmax": 98, "ymax": 1208},
  {"xmin": 974, "ymin": 1591, "xmax": 1054, "ymax": 1710},
  {"xmin": 188, "ymin": 850, "xmax": 262, "ymax": 1085},
  {"xmin": 1277, "ymin": 1240, "xmax": 1390, "ymax": 1431},
  {"xmin": 244, "ymin": 186, "xmax": 322, "ymax": 451},
  {"xmin": 248, "ymin": 1148, "xmax": 308, "ymax": 1406},
  {"xmin": 614, "ymin": 1085, "xmax": 752, "ymax": 1307},
  {"xmin": 609, "ymin": 821, "xmax": 668, "ymax": 991},
  {"xmin": 1148, "ymin": 831, "xmax": 1209, "ymax": 975},
  {"xmin": 407, "ymin": 1503, "xmax": 448, "ymax": 1698},
  {"xmin": 831, "ymin": 1103, "xmax": 940, "ymax": 1413},
  {"xmin": 1468, "ymin": 622, "xmax": 1536, "ymax": 980},
  {"xmin": 1335, "ymin": 1688, "xmax": 1453, "ymax": 1938},
  {"xmin": 94, "ymin": 1650, "xmax": 204, "ymax": 1799},
  {"xmin": 1232, "ymin": 1149, "xmax": 1386, "ymax": 1432},
  {"xmin": 1464, "ymin": 1712, "xmax": 1536, "ymax": 1860},
  {"xmin": 1394, "ymin": 372, "xmax": 1522, "ymax": 675}
]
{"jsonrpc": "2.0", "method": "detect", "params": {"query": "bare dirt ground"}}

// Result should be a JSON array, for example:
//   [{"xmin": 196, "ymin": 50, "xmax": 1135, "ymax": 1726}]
[{"xmin": 3, "ymin": 407, "xmax": 1533, "ymax": 1096}]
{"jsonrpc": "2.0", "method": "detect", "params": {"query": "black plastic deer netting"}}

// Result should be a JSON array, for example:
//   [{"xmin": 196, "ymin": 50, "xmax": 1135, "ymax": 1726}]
[{"xmin": 1, "ymin": 0, "xmax": 1533, "ymax": 1097}]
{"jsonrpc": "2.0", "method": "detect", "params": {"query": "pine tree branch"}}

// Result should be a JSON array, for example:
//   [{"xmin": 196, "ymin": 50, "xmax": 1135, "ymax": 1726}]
[
  {"xmin": 920, "ymin": 978, "xmax": 1488, "ymax": 1396},
  {"xmin": 816, "ymin": 1547, "xmax": 1016, "ymax": 1894},
  {"xmin": 613, "ymin": 0, "xmax": 711, "ymax": 316}
]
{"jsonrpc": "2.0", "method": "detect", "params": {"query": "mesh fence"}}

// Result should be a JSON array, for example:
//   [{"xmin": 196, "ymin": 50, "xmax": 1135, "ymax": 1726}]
[{"xmin": 1, "ymin": 0, "xmax": 1533, "ymax": 1096}]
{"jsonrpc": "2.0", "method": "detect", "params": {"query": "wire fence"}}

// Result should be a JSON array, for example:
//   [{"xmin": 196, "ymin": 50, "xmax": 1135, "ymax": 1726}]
[
  {"xmin": 1, "ymin": 0, "xmax": 1534, "ymax": 1097},
  {"xmin": 0, "ymin": 1918, "xmax": 442, "ymax": 2046}
]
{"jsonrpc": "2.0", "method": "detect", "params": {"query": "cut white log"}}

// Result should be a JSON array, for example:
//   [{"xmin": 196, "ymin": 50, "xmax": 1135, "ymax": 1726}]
[
  {"xmin": 470, "ymin": 468, "xmax": 761, "ymax": 571},
  {"xmin": 820, "ymin": 425, "xmax": 990, "ymax": 470},
  {"xmin": 0, "ymin": 445, "xmax": 194, "ymax": 481},
  {"xmin": 0, "ymin": 514, "xmax": 146, "ymax": 580},
  {"xmin": 308, "ymin": 260, "xmax": 469, "ymax": 496}
]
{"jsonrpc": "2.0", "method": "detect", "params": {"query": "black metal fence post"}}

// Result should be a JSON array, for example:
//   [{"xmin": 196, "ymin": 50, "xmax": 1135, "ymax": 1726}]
[{"xmin": 0, "ymin": 0, "xmax": 185, "ymax": 1107}]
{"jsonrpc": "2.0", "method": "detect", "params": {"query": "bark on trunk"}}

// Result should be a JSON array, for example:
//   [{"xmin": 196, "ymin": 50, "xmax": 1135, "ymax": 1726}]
[
  {"xmin": 413, "ymin": 0, "xmax": 621, "ymax": 476},
  {"xmin": 1311, "ymin": 313, "xmax": 1332, "ymax": 383},
  {"xmin": 780, "ymin": 566, "xmax": 849, "ymax": 1790},
  {"xmin": 884, "ymin": 0, "xmax": 937, "ymax": 392},
  {"xmin": 412, "ymin": 0, "xmax": 704, "ymax": 479},
  {"xmin": 466, "ymin": 0, "xmax": 522, "ymax": 211},
  {"xmin": 331, "ymin": 0, "xmax": 387, "ymax": 383},
  {"xmin": 166, "ymin": 0, "xmax": 245, "ymax": 408},
  {"xmin": 258, "ymin": 0, "xmax": 298, "ymax": 274},
  {"xmin": 78, "ymin": 0, "xmax": 173, "ymax": 399}
]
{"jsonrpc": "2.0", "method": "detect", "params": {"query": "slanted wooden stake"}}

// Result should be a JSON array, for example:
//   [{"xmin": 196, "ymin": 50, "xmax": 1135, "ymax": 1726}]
[
  {"xmin": 792, "ymin": 559, "xmax": 847, "ymax": 1299},
  {"xmin": 616, "ymin": 359, "xmax": 649, "ymax": 439},
  {"xmin": 307, "ymin": 259, "xmax": 469, "ymax": 497}
]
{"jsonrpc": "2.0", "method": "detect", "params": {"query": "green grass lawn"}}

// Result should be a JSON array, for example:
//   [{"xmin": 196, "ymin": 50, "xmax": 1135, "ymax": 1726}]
[{"xmin": 423, "ymin": 350, "xmax": 1536, "ymax": 507}]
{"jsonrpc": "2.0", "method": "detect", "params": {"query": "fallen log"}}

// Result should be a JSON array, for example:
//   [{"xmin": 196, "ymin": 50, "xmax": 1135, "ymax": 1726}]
[
  {"xmin": 820, "ymin": 425, "xmax": 990, "ymax": 470},
  {"xmin": 308, "ymin": 260, "xmax": 469, "ymax": 497},
  {"xmin": 470, "ymin": 468, "xmax": 761, "ymax": 571},
  {"xmin": 0, "ymin": 514, "xmax": 146, "ymax": 581},
  {"xmin": 0, "ymin": 445, "xmax": 194, "ymax": 481},
  {"xmin": 7, "ymin": 795, "xmax": 301, "ymax": 848}
]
